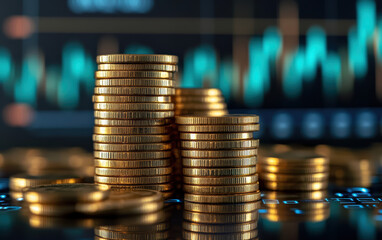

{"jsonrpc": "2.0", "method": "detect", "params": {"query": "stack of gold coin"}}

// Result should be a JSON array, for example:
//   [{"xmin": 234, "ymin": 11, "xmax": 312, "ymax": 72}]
[
  {"xmin": 93, "ymin": 54, "xmax": 178, "ymax": 197},
  {"xmin": 259, "ymin": 150, "xmax": 329, "ymax": 191}
]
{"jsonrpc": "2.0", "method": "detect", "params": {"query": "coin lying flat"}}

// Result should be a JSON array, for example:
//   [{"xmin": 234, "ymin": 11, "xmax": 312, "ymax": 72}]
[
  {"xmin": 94, "ymin": 103, "xmax": 174, "ymax": 111},
  {"xmin": 95, "ymin": 175, "xmax": 172, "ymax": 184},
  {"xmin": 182, "ymin": 230, "xmax": 258, "ymax": 240},
  {"xmin": 183, "ymin": 211, "xmax": 259, "ymax": 223},
  {"xmin": 93, "ymin": 126, "xmax": 172, "ymax": 135},
  {"xmin": 95, "ymin": 78, "xmax": 174, "ymax": 87},
  {"xmin": 94, "ymin": 151, "xmax": 172, "ymax": 160},
  {"xmin": 175, "ymin": 88, "xmax": 222, "ymax": 96},
  {"xmin": 94, "ymin": 119, "xmax": 173, "ymax": 127},
  {"xmin": 98, "ymin": 222, "xmax": 170, "ymax": 232},
  {"xmin": 263, "ymin": 181, "xmax": 329, "ymax": 191},
  {"xmin": 183, "ymin": 175, "xmax": 258, "ymax": 185},
  {"xmin": 175, "ymin": 110, "xmax": 228, "ymax": 116},
  {"xmin": 176, "ymin": 103, "xmax": 227, "ymax": 110},
  {"xmin": 93, "ymin": 134, "xmax": 171, "ymax": 143},
  {"xmin": 94, "ymin": 159, "xmax": 172, "ymax": 169},
  {"xmin": 98, "ymin": 63, "xmax": 178, "ymax": 72},
  {"xmin": 181, "ymin": 139, "xmax": 259, "ymax": 149},
  {"xmin": 176, "ymin": 114, "xmax": 260, "ymax": 125},
  {"xmin": 184, "ymin": 201, "xmax": 261, "ymax": 213},
  {"xmin": 92, "ymin": 95, "xmax": 171, "ymax": 103},
  {"xmin": 28, "ymin": 203, "xmax": 77, "ymax": 216},
  {"xmin": 182, "ymin": 157, "xmax": 257, "ymax": 168},
  {"xmin": 183, "ymin": 183, "xmax": 259, "ymax": 194},
  {"xmin": 95, "ymin": 229, "xmax": 169, "ymax": 239},
  {"xmin": 182, "ymin": 221, "xmax": 257, "ymax": 233},
  {"xmin": 174, "ymin": 96, "xmax": 224, "ymax": 103},
  {"xmin": 260, "ymin": 150, "xmax": 328, "ymax": 166},
  {"xmin": 98, "ymin": 183, "xmax": 174, "ymax": 192},
  {"xmin": 260, "ymin": 172, "xmax": 329, "ymax": 182},
  {"xmin": 181, "ymin": 149, "xmax": 258, "ymax": 158},
  {"xmin": 184, "ymin": 192, "xmax": 261, "ymax": 203},
  {"xmin": 259, "ymin": 164, "xmax": 329, "ymax": 174},
  {"xmin": 178, "ymin": 124, "xmax": 260, "ymax": 133},
  {"xmin": 95, "ymin": 167, "xmax": 173, "ymax": 176},
  {"xmin": 183, "ymin": 167, "xmax": 257, "ymax": 177},
  {"xmin": 23, "ymin": 183, "xmax": 110, "ymax": 204},
  {"xmin": 95, "ymin": 71, "xmax": 174, "ymax": 79},
  {"xmin": 97, "ymin": 54, "xmax": 178, "ymax": 64},
  {"xmin": 94, "ymin": 111, "xmax": 174, "ymax": 119},
  {"xmin": 179, "ymin": 132, "xmax": 254, "ymax": 140},
  {"xmin": 94, "ymin": 87, "xmax": 175, "ymax": 96}
]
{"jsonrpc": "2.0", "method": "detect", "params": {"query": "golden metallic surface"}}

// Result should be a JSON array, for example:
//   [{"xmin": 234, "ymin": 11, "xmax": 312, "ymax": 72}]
[
  {"xmin": 182, "ymin": 230, "xmax": 258, "ymax": 240},
  {"xmin": 95, "ymin": 118, "xmax": 173, "ymax": 126},
  {"xmin": 175, "ymin": 109, "xmax": 229, "ymax": 116},
  {"xmin": 183, "ymin": 211, "xmax": 259, "ymax": 223},
  {"xmin": 182, "ymin": 157, "xmax": 257, "ymax": 168},
  {"xmin": 93, "ymin": 134, "xmax": 170, "ymax": 143},
  {"xmin": 263, "ymin": 208, "xmax": 330, "ymax": 222},
  {"xmin": 95, "ymin": 71, "xmax": 174, "ymax": 79},
  {"xmin": 24, "ymin": 183, "xmax": 110, "ymax": 204},
  {"xmin": 9, "ymin": 173, "xmax": 83, "ymax": 192},
  {"xmin": 262, "ymin": 190, "xmax": 328, "ymax": 200},
  {"xmin": 94, "ymin": 111, "xmax": 174, "ymax": 119},
  {"xmin": 28, "ymin": 215, "xmax": 96, "ymax": 229},
  {"xmin": 181, "ymin": 149, "xmax": 258, "ymax": 158},
  {"xmin": 175, "ymin": 88, "xmax": 222, "ymax": 96},
  {"xmin": 97, "ymin": 54, "xmax": 178, "ymax": 64},
  {"xmin": 95, "ymin": 167, "xmax": 173, "ymax": 176},
  {"xmin": 176, "ymin": 103, "xmax": 227, "ymax": 110},
  {"xmin": 184, "ymin": 191, "xmax": 261, "ymax": 203},
  {"xmin": 76, "ymin": 189, "xmax": 163, "ymax": 216},
  {"xmin": 178, "ymin": 124, "xmax": 260, "ymax": 133},
  {"xmin": 94, "ymin": 87, "xmax": 175, "ymax": 95},
  {"xmin": 94, "ymin": 103, "xmax": 174, "ymax": 111},
  {"xmin": 259, "ymin": 164, "xmax": 329, "ymax": 174},
  {"xmin": 94, "ymin": 175, "xmax": 172, "ymax": 184},
  {"xmin": 95, "ymin": 229, "xmax": 169, "ymax": 239},
  {"xmin": 98, "ymin": 222, "xmax": 170, "ymax": 232},
  {"xmin": 183, "ymin": 183, "xmax": 259, "ymax": 194},
  {"xmin": 176, "ymin": 114, "xmax": 260, "ymax": 125},
  {"xmin": 98, "ymin": 63, "xmax": 177, "ymax": 72},
  {"xmin": 92, "ymin": 95, "xmax": 172, "ymax": 103},
  {"xmin": 263, "ymin": 181, "xmax": 329, "ymax": 191},
  {"xmin": 183, "ymin": 167, "xmax": 257, "ymax": 177},
  {"xmin": 9, "ymin": 191, "xmax": 23, "ymax": 200},
  {"xmin": 181, "ymin": 139, "xmax": 259, "ymax": 149},
  {"xmin": 174, "ymin": 96, "xmax": 225, "ymax": 103},
  {"xmin": 179, "ymin": 132, "xmax": 254, "ymax": 140},
  {"xmin": 94, "ymin": 159, "xmax": 172, "ymax": 168},
  {"xmin": 28, "ymin": 203, "xmax": 76, "ymax": 216},
  {"xmin": 260, "ymin": 150, "xmax": 328, "ymax": 166},
  {"xmin": 183, "ymin": 175, "xmax": 258, "ymax": 185},
  {"xmin": 94, "ymin": 151, "xmax": 172, "ymax": 160},
  {"xmin": 260, "ymin": 172, "xmax": 329, "ymax": 182},
  {"xmin": 94, "ymin": 126, "xmax": 171, "ymax": 135},
  {"xmin": 95, "ymin": 78, "xmax": 175, "ymax": 87},
  {"xmin": 98, "ymin": 183, "xmax": 174, "ymax": 192},
  {"xmin": 184, "ymin": 201, "xmax": 261, "ymax": 213},
  {"xmin": 182, "ymin": 221, "xmax": 257, "ymax": 233}
]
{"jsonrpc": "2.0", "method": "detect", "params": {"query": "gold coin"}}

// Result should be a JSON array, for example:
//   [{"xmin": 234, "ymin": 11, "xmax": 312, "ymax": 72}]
[
  {"xmin": 184, "ymin": 191, "xmax": 261, "ymax": 203},
  {"xmin": 94, "ymin": 151, "xmax": 171, "ymax": 160},
  {"xmin": 183, "ymin": 211, "xmax": 259, "ymax": 223},
  {"xmin": 260, "ymin": 172, "xmax": 329, "ymax": 182},
  {"xmin": 176, "ymin": 88, "xmax": 222, "ymax": 96},
  {"xmin": 183, "ymin": 175, "xmax": 258, "ymax": 185},
  {"xmin": 98, "ymin": 183, "xmax": 174, "ymax": 192},
  {"xmin": 93, "ymin": 134, "xmax": 170, "ymax": 143},
  {"xmin": 262, "ymin": 190, "xmax": 327, "ymax": 200},
  {"xmin": 259, "ymin": 164, "xmax": 329, "ymax": 174},
  {"xmin": 76, "ymin": 189, "xmax": 163, "ymax": 216},
  {"xmin": 94, "ymin": 118, "xmax": 173, "ymax": 126},
  {"xmin": 94, "ymin": 111, "xmax": 174, "ymax": 119},
  {"xmin": 181, "ymin": 149, "xmax": 258, "ymax": 158},
  {"xmin": 98, "ymin": 63, "xmax": 178, "ymax": 72},
  {"xmin": 183, "ymin": 167, "xmax": 257, "ymax": 177},
  {"xmin": 182, "ymin": 221, "xmax": 257, "ymax": 233},
  {"xmin": 94, "ymin": 143, "xmax": 172, "ymax": 151},
  {"xmin": 181, "ymin": 140, "xmax": 259, "ymax": 149},
  {"xmin": 23, "ymin": 183, "xmax": 110, "ymax": 204},
  {"xmin": 95, "ymin": 167, "xmax": 173, "ymax": 176},
  {"xmin": 184, "ymin": 201, "xmax": 261, "ymax": 213},
  {"xmin": 95, "ymin": 71, "xmax": 174, "ymax": 79},
  {"xmin": 9, "ymin": 173, "xmax": 83, "ymax": 192},
  {"xmin": 183, "ymin": 183, "xmax": 259, "ymax": 194},
  {"xmin": 179, "ymin": 132, "xmax": 253, "ymax": 140},
  {"xmin": 182, "ymin": 157, "xmax": 257, "ymax": 168},
  {"xmin": 175, "ymin": 110, "xmax": 228, "ymax": 116},
  {"xmin": 28, "ymin": 215, "xmax": 96, "ymax": 229},
  {"xmin": 98, "ymin": 222, "xmax": 170, "ymax": 232},
  {"xmin": 28, "ymin": 203, "xmax": 76, "ymax": 216},
  {"xmin": 93, "ymin": 126, "xmax": 171, "ymax": 135},
  {"xmin": 95, "ymin": 78, "xmax": 175, "ymax": 87},
  {"xmin": 176, "ymin": 114, "xmax": 259, "ymax": 125},
  {"xmin": 94, "ymin": 87, "xmax": 175, "ymax": 96},
  {"xmin": 95, "ymin": 159, "xmax": 172, "ymax": 168},
  {"xmin": 182, "ymin": 230, "xmax": 258, "ymax": 240},
  {"xmin": 94, "ymin": 175, "xmax": 172, "ymax": 184},
  {"xmin": 264, "ymin": 211, "xmax": 329, "ymax": 222},
  {"xmin": 178, "ymin": 124, "xmax": 260, "ymax": 133},
  {"xmin": 176, "ymin": 103, "xmax": 227, "ymax": 110},
  {"xmin": 95, "ymin": 229, "xmax": 169, "ymax": 239},
  {"xmin": 92, "ymin": 95, "xmax": 171, "ymax": 103},
  {"xmin": 97, "ymin": 54, "xmax": 178, "ymax": 64},
  {"xmin": 260, "ymin": 150, "xmax": 328, "ymax": 166},
  {"xmin": 174, "ymin": 96, "xmax": 225, "ymax": 103},
  {"xmin": 94, "ymin": 103, "xmax": 174, "ymax": 111},
  {"xmin": 263, "ymin": 181, "xmax": 328, "ymax": 191}
]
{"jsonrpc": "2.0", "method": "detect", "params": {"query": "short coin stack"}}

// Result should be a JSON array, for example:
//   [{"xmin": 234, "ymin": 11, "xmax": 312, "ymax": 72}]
[
  {"xmin": 93, "ymin": 54, "xmax": 178, "ymax": 197},
  {"xmin": 259, "ymin": 150, "xmax": 329, "ymax": 191}
]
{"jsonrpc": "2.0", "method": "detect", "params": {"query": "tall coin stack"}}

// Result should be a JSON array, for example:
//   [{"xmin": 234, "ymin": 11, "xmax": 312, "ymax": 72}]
[
  {"xmin": 259, "ymin": 150, "xmax": 329, "ymax": 191},
  {"xmin": 93, "ymin": 54, "xmax": 178, "ymax": 198}
]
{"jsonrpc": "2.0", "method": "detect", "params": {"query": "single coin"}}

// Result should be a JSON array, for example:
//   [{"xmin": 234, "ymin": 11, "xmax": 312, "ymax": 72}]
[
  {"xmin": 183, "ymin": 175, "xmax": 258, "ymax": 185},
  {"xmin": 94, "ymin": 175, "xmax": 172, "ymax": 184},
  {"xmin": 175, "ymin": 110, "xmax": 229, "ymax": 116},
  {"xmin": 94, "ymin": 143, "xmax": 172, "ymax": 151},
  {"xmin": 94, "ymin": 118, "xmax": 173, "ymax": 126},
  {"xmin": 98, "ymin": 63, "xmax": 178, "ymax": 72},
  {"xmin": 95, "ymin": 229, "xmax": 169, "ymax": 239},
  {"xmin": 95, "ymin": 71, "xmax": 174, "ymax": 79},
  {"xmin": 93, "ymin": 134, "xmax": 170, "ymax": 143},
  {"xmin": 183, "ymin": 183, "xmax": 259, "ymax": 194},
  {"xmin": 98, "ymin": 183, "xmax": 174, "ymax": 192},
  {"xmin": 95, "ymin": 78, "xmax": 174, "ymax": 87},
  {"xmin": 184, "ymin": 191, "xmax": 261, "ymax": 203},
  {"xmin": 181, "ymin": 139, "xmax": 259, "ymax": 149},
  {"xmin": 182, "ymin": 230, "xmax": 258, "ymax": 240},
  {"xmin": 183, "ymin": 211, "xmax": 259, "ymax": 223},
  {"xmin": 28, "ymin": 203, "xmax": 76, "ymax": 216},
  {"xmin": 260, "ymin": 172, "xmax": 329, "ymax": 182},
  {"xmin": 93, "ymin": 126, "xmax": 171, "ymax": 135},
  {"xmin": 176, "ymin": 103, "xmax": 227, "ymax": 110},
  {"xmin": 264, "ymin": 211, "xmax": 329, "ymax": 222},
  {"xmin": 94, "ymin": 87, "xmax": 175, "ymax": 96},
  {"xmin": 182, "ymin": 157, "xmax": 257, "ymax": 168},
  {"xmin": 183, "ymin": 167, "xmax": 257, "ymax": 177},
  {"xmin": 263, "ymin": 181, "xmax": 329, "ymax": 191},
  {"xmin": 176, "ymin": 88, "xmax": 222, "ymax": 96},
  {"xmin": 178, "ymin": 124, "xmax": 260, "ymax": 133},
  {"xmin": 259, "ymin": 164, "xmax": 329, "ymax": 174},
  {"xmin": 262, "ymin": 190, "xmax": 328, "ymax": 200},
  {"xmin": 182, "ymin": 221, "xmax": 257, "ymax": 233},
  {"xmin": 92, "ymin": 95, "xmax": 171, "ymax": 103},
  {"xmin": 176, "ymin": 114, "xmax": 259, "ymax": 125},
  {"xmin": 175, "ymin": 96, "xmax": 225, "ymax": 103},
  {"xmin": 76, "ymin": 189, "xmax": 163, "ymax": 216},
  {"xmin": 94, "ymin": 159, "xmax": 172, "ymax": 168},
  {"xmin": 179, "ymin": 132, "xmax": 253, "ymax": 140},
  {"xmin": 95, "ymin": 167, "xmax": 173, "ymax": 176},
  {"xmin": 94, "ymin": 151, "xmax": 171, "ymax": 160},
  {"xmin": 97, "ymin": 54, "xmax": 178, "ymax": 64},
  {"xmin": 260, "ymin": 150, "xmax": 328, "ymax": 166},
  {"xmin": 98, "ymin": 222, "xmax": 170, "ymax": 232},
  {"xmin": 23, "ymin": 183, "xmax": 110, "ymax": 204},
  {"xmin": 184, "ymin": 201, "xmax": 261, "ymax": 213},
  {"xmin": 181, "ymin": 149, "xmax": 258, "ymax": 158},
  {"xmin": 94, "ymin": 103, "xmax": 174, "ymax": 111},
  {"xmin": 94, "ymin": 111, "xmax": 174, "ymax": 119},
  {"xmin": 28, "ymin": 214, "xmax": 96, "ymax": 229}
]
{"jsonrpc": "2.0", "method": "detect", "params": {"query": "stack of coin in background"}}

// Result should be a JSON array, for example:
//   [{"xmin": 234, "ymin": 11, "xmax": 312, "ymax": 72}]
[
  {"xmin": 259, "ymin": 150, "xmax": 329, "ymax": 191},
  {"xmin": 93, "ymin": 54, "xmax": 178, "ymax": 198}
]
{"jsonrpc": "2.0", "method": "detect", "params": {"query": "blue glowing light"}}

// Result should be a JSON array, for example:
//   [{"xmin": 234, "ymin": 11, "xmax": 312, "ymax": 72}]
[{"xmin": 68, "ymin": 0, "xmax": 154, "ymax": 14}]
